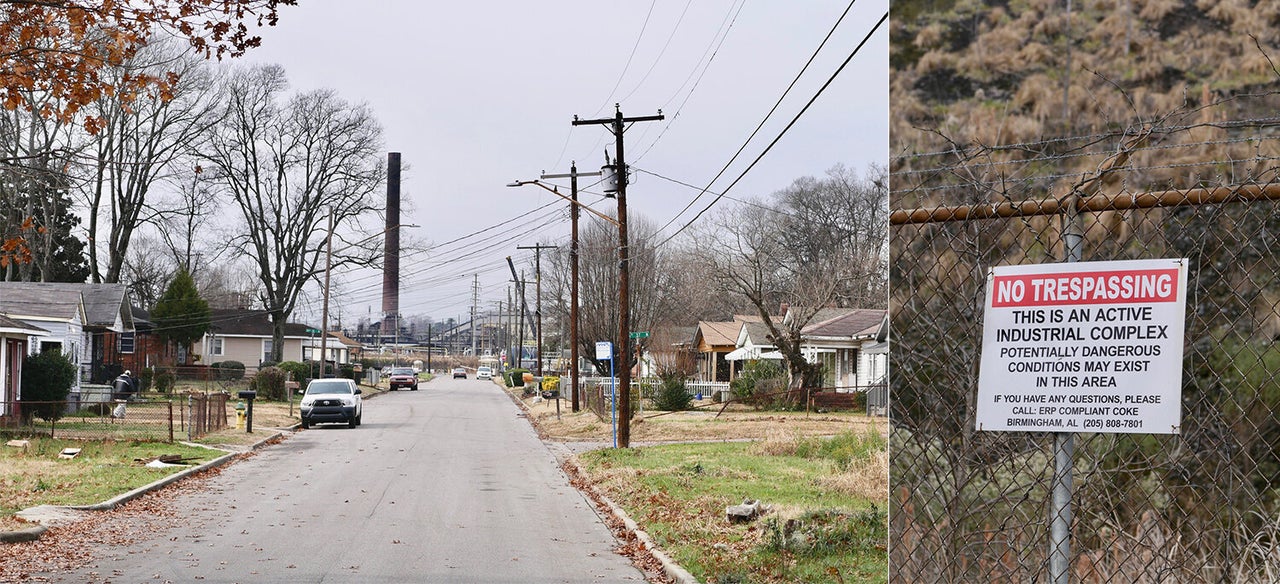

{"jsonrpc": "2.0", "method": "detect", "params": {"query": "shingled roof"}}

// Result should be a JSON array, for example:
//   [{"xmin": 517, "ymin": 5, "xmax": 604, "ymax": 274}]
[
  {"xmin": 0, "ymin": 313, "xmax": 47, "ymax": 335},
  {"xmin": 0, "ymin": 282, "xmax": 130, "ymax": 330},
  {"xmin": 802, "ymin": 308, "xmax": 886, "ymax": 339},
  {"xmin": 696, "ymin": 321, "xmax": 740, "ymax": 348},
  {"xmin": 207, "ymin": 309, "xmax": 314, "ymax": 338},
  {"xmin": 0, "ymin": 285, "xmax": 85, "ymax": 322}
]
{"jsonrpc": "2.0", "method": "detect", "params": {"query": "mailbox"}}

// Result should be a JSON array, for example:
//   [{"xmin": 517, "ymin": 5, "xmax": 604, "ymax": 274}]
[{"xmin": 238, "ymin": 390, "xmax": 257, "ymax": 400}]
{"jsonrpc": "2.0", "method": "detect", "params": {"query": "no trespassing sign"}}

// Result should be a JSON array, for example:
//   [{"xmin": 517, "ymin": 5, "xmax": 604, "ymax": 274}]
[{"xmin": 975, "ymin": 258, "xmax": 1188, "ymax": 434}]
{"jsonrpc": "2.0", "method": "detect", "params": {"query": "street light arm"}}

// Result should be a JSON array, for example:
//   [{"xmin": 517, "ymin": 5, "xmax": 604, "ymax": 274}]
[{"xmin": 507, "ymin": 180, "xmax": 621, "ymax": 227}]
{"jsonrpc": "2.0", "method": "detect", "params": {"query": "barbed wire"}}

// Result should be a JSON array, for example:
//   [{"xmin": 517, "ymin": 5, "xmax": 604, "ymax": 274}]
[
  {"xmin": 895, "ymin": 114, "xmax": 1280, "ymax": 163},
  {"xmin": 892, "ymin": 133, "xmax": 1280, "ymax": 200}
]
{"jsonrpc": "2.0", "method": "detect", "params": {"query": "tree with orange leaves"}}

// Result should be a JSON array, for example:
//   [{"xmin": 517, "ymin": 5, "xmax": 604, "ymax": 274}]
[
  {"xmin": 0, "ymin": 0, "xmax": 295, "ymax": 134},
  {"xmin": 1, "ymin": 0, "xmax": 293, "ymax": 275}
]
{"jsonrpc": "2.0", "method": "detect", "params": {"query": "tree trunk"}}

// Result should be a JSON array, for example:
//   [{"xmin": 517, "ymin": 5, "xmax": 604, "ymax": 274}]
[{"xmin": 270, "ymin": 309, "xmax": 287, "ymax": 365}]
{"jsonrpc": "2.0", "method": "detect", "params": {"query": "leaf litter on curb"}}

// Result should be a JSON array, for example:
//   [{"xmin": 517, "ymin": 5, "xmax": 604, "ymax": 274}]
[
  {"xmin": 0, "ymin": 445, "xmax": 276, "ymax": 582},
  {"xmin": 563, "ymin": 458, "xmax": 673, "ymax": 583}
]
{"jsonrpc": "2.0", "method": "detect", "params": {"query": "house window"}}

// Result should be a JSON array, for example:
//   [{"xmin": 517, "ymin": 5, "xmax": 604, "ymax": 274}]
[
  {"xmin": 119, "ymin": 332, "xmax": 135, "ymax": 354},
  {"xmin": 40, "ymin": 340, "xmax": 63, "ymax": 354},
  {"xmin": 210, "ymin": 336, "xmax": 224, "ymax": 356},
  {"xmin": 262, "ymin": 339, "xmax": 273, "ymax": 364}
]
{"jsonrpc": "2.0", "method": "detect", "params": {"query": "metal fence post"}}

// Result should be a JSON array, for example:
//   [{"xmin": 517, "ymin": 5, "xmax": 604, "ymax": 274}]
[{"xmin": 1049, "ymin": 196, "xmax": 1085, "ymax": 583}]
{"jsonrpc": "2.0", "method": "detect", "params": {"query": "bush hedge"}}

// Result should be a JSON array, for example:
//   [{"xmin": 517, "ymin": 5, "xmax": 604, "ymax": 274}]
[
  {"xmin": 277, "ymin": 361, "xmax": 309, "ymax": 384},
  {"xmin": 210, "ymin": 360, "xmax": 246, "ymax": 381},
  {"xmin": 251, "ymin": 366, "xmax": 289, "ymax": 401},
  {"xmin": 652, "ymin": 373, "xmax": 693, "ymax": 411},
  {"xmin": 20, "ymin": 350, "xmax": 77, "ymax": 422}
]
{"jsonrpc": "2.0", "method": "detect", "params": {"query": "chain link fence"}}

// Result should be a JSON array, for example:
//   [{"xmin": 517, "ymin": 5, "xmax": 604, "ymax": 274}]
[
  {"xmin": 1, "ymin": 400, "xmax": 175, "ymax": 441},
  {"xmin": 891, "ymin": 120, "xmax": 1280, "ymax": 581}
]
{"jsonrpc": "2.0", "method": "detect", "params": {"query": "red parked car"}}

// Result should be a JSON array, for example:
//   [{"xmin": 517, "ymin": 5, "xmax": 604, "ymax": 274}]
[{"xmin": 387, "ymin": 367, "xmax": 419, "ymax": 391}]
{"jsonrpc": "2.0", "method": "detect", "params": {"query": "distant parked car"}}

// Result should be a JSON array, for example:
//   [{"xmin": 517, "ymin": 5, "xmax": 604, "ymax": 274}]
[
  {"xmin": 476, "ymin": 366, "xmax": 493, "ymax": 381},
  {"xmin": 452, "ymin": 367, "xmax": 467, "ymax": 379},
  {"xmin": 388, "ymin": 367, "xmax": 419, "ymax": 391},
  {"xmin": 300, "ymin": 378, "xmax": 362, "ymax": 429}
]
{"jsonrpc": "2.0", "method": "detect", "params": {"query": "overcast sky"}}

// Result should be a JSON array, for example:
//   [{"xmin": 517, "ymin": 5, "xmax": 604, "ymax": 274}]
[{"xmin": 236, "ymin": 0, "xmax": 889, "ymax": 327}]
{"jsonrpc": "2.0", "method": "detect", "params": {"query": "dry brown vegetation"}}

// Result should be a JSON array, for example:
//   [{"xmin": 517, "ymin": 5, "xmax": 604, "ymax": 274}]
[
  {"xmin": 892, "ymin": 0, "xmax": 1280, "ymax": 203},
  {"xmin": 513, "ymin": 388, "xmax": 886, "ymax": 444}
]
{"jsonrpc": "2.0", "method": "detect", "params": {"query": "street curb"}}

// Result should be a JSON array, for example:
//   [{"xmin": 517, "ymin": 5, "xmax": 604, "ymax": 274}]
[
  {"xmin": 0, "ymin": 523, "xmax": 46, "ymax": 543},
  {"xmin": 505, "ymin": 390, "xmax": 697, "ymax": 582},
  {"xmin": 4, "ymin": 430, "xmax": 288, "ymax": 542},
  {"xmin": 564, "ymin": 456, "xmax": 700, "ymax": 584}
]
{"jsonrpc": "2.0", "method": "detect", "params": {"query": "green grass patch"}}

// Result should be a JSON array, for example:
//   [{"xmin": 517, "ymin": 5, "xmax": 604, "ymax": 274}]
[
  {"xmin": 0, "ymin": 438, "xmax": 222, "ymax": 517},
  {"xmin": 579, "ymin": 430, "xmax": 887, "ymax": 583}
]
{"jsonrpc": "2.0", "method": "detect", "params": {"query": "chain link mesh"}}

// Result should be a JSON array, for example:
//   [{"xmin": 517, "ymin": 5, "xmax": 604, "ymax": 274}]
[{"xmin": 890, "ymin": 126, "xmax": 1280, "ymax": 582}]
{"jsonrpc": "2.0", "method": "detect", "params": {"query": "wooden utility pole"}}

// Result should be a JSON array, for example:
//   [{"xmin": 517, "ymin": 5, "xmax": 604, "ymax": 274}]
[
  {"xmin": 541, "ymin": 164, "xmax": 601, "ymax": 413},
  {"xmin": 573, "ymin": 105, "xmax": 663, "ymax": 448}
]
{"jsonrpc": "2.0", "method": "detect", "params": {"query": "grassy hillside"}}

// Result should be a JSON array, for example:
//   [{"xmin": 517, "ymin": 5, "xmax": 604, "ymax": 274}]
[{"xmin": 891, "ymin": 0, "xmax": 1280, "ymax": 198}]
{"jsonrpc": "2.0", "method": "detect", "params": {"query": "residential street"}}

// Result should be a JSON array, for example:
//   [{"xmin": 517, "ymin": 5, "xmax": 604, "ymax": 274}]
[{"xmin": 28, "ymin": 377, "xmax": 647, "ymax": 583}]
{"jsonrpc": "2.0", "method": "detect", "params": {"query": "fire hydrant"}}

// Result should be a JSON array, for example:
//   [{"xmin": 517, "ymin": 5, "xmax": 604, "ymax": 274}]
[{"xmin": 235, "ymin": 402, "xmax": 246, "ymax": 429}]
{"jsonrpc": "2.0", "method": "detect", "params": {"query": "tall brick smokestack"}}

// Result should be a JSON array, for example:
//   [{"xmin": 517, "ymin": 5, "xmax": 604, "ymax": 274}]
[{"xmin": 382, "ymin": 152, "xmax": 401, "ymax": 339}]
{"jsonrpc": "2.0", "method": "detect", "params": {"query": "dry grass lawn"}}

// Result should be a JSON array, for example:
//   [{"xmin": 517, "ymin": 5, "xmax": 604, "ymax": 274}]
[{"xmin": 508, "ymin": 385, "xmax": 887, "ymax": 443}]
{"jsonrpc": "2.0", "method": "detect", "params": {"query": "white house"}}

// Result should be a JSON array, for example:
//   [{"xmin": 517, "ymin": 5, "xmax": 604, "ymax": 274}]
[
  {"xmin": 0, "ymin": 282, "xmax": 135, "ymax": 384},
  {"xmin": 725, "ymin": 319, "xmax": 784, "ymax": 364},
  {"xmin": 795, "ymin": 307, "xmax": 887, "ymax": 391},
  {"xmin": 0, "ymin": 284, "xmax": 89, "ymax": 388}
]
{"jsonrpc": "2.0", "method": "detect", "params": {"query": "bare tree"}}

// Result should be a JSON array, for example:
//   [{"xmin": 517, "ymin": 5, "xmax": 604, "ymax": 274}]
[
  {"xmin": 81, "ymin": 39, "xmax": 221, "ymax": 284},
  {"xmin": 697, "ymin": 164, "xmax": 887, "ymax": 388},
  {"xmin": 202, "ymin": 64, "xmax": 384, "ymax": 363},
  {"xmin": 544, "ymin": 213, "xmax": 671, "ymax": 374},
  {"xmin": 154, "ymin": 164, "xmax": 223, "ymax": 273},
  {"xmin": 121, "ymin": 235, "xmax": 176, "ymax": 309},
  {"xmin": 198, "ymin": 260, "xmax": 261, "ymax": 310},
  {"xmin": 659, "ymin": 245, "xmax": 752, "ymax": 323}
]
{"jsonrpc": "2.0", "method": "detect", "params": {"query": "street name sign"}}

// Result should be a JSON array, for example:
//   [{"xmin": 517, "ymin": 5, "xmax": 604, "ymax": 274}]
[{"xmin": 976, "ymin": 258, "xmax": 1188, "ymax": 434}]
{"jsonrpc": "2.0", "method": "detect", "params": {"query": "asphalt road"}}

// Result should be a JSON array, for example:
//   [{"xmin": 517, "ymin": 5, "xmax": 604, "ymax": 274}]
[{"xmin": 37, "ymin": 377, "xmax": 646, "ymax": 583}]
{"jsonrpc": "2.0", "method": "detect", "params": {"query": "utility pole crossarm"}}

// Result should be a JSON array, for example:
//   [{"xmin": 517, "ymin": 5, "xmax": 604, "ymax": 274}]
[
  {"xmin": 572, "ymin": 112, "xmax": 665, "ymax": 127},
  {"xmin": 541, "ymin": 171, "xmax": 602, "ymax": 180}
]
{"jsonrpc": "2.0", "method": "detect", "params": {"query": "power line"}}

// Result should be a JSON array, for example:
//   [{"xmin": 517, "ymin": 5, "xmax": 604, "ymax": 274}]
[
  {"xmin": 617, "ymin": 0, "xmax": 696, "ymax": 105},
  {"xmin": 651, "ymin": 0, "xmax": 860, "ymax": 238},
  {"xmin": 631, "ymin": 0, "xmax": 748, "ymax": 164},
  {"xmin": 654, "ymin": 10, "xmax": 889, "ymax": 250},
  {"xmin": 587, "ymin": 0, "xmax": 659, "ymax": 119}
]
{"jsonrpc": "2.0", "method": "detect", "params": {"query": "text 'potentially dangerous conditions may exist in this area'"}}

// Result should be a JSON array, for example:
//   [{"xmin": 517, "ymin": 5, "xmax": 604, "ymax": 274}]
[{"xmin": 976, "ymin": 258, "xmax": 1188, "ymax": 434}]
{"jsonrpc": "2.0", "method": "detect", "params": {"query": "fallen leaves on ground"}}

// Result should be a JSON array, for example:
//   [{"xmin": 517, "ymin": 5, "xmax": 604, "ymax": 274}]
[
  {"xmin": 562, "ymin": 458, "xmax": 673, "ymax": 584},
  {"xmin": 0, "ymin": 447, "xmax": 271, "ymax": 582}
]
